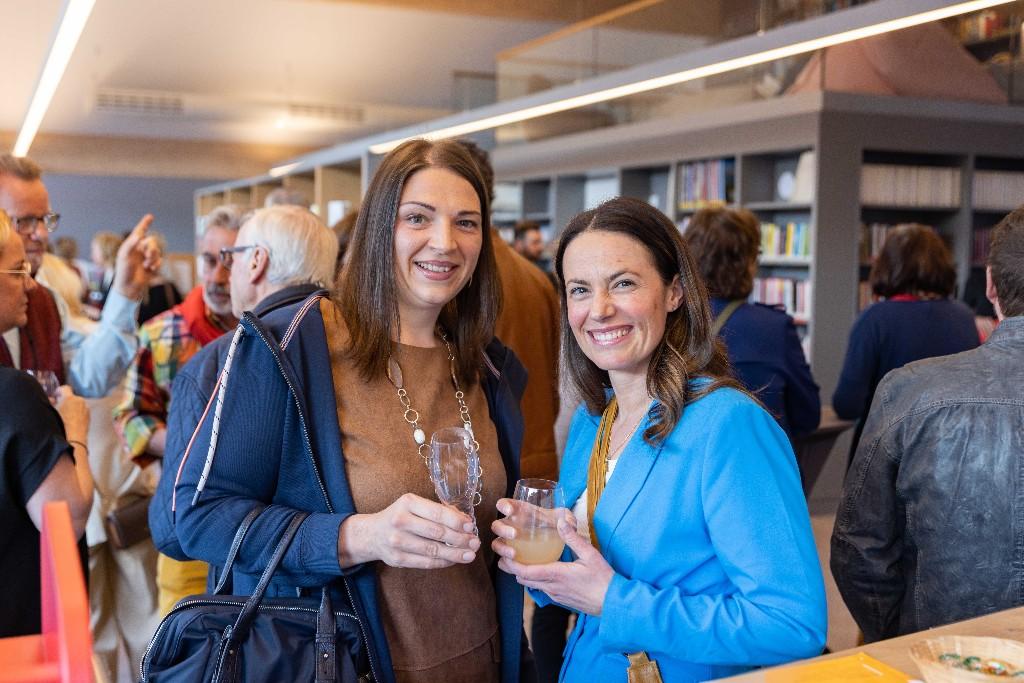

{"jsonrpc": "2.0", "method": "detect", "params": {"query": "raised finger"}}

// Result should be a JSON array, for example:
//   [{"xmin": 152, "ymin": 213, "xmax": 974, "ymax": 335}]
[{"xmin": 122, "ymin": 214, "xmax": 154, "ymax": 249}]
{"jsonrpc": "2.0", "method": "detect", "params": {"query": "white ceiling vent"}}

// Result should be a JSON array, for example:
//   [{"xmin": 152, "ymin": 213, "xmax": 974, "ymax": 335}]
[
  {"xmin": 95, "ymin": 89, "xmax": 186, "ymax": 116},
  {"xmin": 288, "ymin": 102, "xmax": 365, "ymax": 124}
]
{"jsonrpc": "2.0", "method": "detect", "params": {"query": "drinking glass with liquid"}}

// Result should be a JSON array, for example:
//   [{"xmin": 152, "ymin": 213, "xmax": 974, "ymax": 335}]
[{"xmin": 507, "ymin": 478, "xmax": 566, "ymax": 565}]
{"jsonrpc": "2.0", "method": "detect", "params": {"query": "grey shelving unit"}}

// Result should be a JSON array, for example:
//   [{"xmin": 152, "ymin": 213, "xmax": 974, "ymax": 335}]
[{"xmin": 490, "ymin": 90, "xmax": 1024, "ymax": 399}]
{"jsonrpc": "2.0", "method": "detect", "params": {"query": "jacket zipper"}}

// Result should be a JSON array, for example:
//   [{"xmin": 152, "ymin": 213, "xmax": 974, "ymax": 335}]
[{"xmin": 247, "ymin": 315, "xmax": 380, "ymax": 683}]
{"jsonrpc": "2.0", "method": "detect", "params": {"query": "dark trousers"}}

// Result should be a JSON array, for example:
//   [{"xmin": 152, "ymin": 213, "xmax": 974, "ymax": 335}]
[{"xmin": 531, "ymin": 603, "xmax": 573, "ymax": 683}]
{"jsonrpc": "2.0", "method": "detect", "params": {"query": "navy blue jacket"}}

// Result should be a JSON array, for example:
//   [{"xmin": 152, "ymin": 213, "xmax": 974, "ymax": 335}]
[
  {"xmin": 167, "ymin": 293, "xmax": 528, "ymax": 683},
  {"xmin": 151, "ymin": 284, "xmax": 320, "ymax": 561},
  {"xmin": 832, "ymin": 299, "xmax": 979, "ymax": 457},
  {"xmin": 711, "ymin": 298, "xmax": 820, "ymax": 438}
]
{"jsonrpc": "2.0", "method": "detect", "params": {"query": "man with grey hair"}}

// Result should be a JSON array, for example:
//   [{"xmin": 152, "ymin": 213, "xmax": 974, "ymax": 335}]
[
  {"xmin": 149, "ymin": 205, "xmax": 337, "ymax": 600},
  {"xmin": 263, "ymin": 186, "xmax": 311, "ymax": 209},
  {"xmin": 0, "ymin": 153, "xmax": 160, "ymax": 396}
]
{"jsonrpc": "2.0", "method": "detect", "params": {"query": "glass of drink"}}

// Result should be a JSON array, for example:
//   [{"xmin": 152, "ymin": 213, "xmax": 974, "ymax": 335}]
[
  {"xmin": 507, "ymin": 478, "xmax": 566, "ymax": 565},
  {"xmin": 26, "ymin": 369, "xmax": 60, "ymax": 404},
  {"xmin": 429, "ymin": 427, "xmax": 481, "ymax": 534}
]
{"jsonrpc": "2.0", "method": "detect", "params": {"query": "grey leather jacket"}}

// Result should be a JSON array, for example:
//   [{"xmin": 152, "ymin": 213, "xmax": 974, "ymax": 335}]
[{"xmin": 831, "ymin": 316, "xmax": 1024, "ymax": 642}]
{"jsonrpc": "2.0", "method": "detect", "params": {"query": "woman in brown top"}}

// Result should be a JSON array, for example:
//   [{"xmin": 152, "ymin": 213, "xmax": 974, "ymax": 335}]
[
  {"xmin": 326, "ymin": 140, "xmax": 520, "ymax": 681},
  {"xmin": 174, "ymin": 139, "xmax": 531, "ymax": 683}
]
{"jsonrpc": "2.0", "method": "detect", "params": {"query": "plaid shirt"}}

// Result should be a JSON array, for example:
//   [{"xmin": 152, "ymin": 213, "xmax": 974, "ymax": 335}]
[{"xmin": 115, "ymin": 286, "xmax": 230, "ymax": 463}]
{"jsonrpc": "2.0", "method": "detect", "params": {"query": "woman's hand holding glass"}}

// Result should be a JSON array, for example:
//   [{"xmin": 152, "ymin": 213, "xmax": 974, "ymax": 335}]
[
  {"xmin": 339, "ymin": 492, "xmax": 480, "ymax": 570},
  {"xmin": 491, "ymin": 490, "xmax": 615, "ymax": 617}
]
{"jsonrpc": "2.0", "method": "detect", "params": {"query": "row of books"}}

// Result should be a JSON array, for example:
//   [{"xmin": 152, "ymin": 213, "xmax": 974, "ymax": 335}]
[
  {"xmin": 751, "ymin": 277, "xmax": 811, "ymax": 320},
  {"xmin": 957, "ymin": 10, "xmax": 1013, "ymax": 42},
  {"xmin": 858, "ymin": 222, "xmax": 946, "ymax": 264},
  {"xmin": 973, "ymin": 226, "xmax": 993, "ymax": 266},
  {"xmin": 973, "ymin": 171, "xmax": 1024, "ymax": 210},
  {"xmin": 860, "ymin": 164, "xmax": 961, "ymax": 208},
  {"xmin": 677, "ymin": 158, "xmax": 735, "ymax": 209},
  {"xmin": 761, "ymin": 221, "xmax": 811, "ymax": 258}
]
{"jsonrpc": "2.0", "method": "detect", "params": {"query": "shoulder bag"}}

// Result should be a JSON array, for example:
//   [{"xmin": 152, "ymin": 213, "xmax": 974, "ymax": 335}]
[{"xmin": 140, "ymin": 509, "xmax": 371, "ymax": 682}]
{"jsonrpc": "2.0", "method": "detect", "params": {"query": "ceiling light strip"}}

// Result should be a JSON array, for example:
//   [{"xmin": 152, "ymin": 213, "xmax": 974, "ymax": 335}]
[
  {"xmin": 13, "ymin": 0, "xmax": 97, "ymax": 157},
  {"xmin": 368, "ymin": 0, "xmax": 1012, "ymax": 154}
]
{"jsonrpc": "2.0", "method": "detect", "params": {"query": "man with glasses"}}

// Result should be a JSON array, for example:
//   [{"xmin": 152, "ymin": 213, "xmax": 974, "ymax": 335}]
[
  {"xmin": 0, "ymin": 153, "xmax": 159, "ymax": 397},
  {"xmin": 113, "ymin": 204, "xmax": 242, "ymax": 618},
  {"xmin": 150, "ymin": 205, "xmax": 338, "ymax": 582}
]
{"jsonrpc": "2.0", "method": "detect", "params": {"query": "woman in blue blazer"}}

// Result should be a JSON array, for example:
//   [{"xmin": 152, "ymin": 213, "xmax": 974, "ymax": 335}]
[{"xmin": 492, "ymin": 197, "xmax": 826, "ymax": 682}]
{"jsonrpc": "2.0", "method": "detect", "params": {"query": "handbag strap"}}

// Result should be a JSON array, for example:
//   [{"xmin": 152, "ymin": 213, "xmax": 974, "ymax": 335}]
[
  {"xmin": 711, "ymin": 299, "xmax": 744, "ymax": 336},
  {"xmin": 226, "ymin": 511, "xmax": 310, "ymax": 644},
  {"xmin": 213, "ymin": 505, "xmax": 266, "ymax": 595}
]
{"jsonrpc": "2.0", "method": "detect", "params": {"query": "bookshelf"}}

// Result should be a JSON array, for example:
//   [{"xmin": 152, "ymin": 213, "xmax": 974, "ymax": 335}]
[{"xmin": 195, "ymin": 91, "xmax": 1024, "ymax": 402}]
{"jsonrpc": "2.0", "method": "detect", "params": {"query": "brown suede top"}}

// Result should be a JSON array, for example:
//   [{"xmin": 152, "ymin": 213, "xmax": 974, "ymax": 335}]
[{"xmin": 321, "ymin": 300, "xmax": 504, "ymax": 682}]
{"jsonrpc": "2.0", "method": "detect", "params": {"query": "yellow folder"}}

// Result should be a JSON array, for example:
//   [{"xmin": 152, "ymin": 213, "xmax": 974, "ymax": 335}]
[{"xmin": 764, "ymin": 652, "xmax": 911, "ymax": 682}]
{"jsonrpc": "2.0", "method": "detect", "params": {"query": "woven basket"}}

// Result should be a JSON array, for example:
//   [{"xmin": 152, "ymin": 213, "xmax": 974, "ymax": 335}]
[{"xmin": 910, "ymin": 636, "xmax": 1024, "ymax": 682}]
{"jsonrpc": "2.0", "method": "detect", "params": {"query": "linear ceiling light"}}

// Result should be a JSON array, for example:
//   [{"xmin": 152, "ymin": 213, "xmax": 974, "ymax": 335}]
[
  {"xmin": 369, "ymin": 0, "xmax": 1012, "ymax": 154},
  {"xmin": 269, "ymin": 161, "xmax": 302, "ymax": 178},
  {"xmin": 13, "ymin": 0, "xmax": 97, "ymax": 157}
]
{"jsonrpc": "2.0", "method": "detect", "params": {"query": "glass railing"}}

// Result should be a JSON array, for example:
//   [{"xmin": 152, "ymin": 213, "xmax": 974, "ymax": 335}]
[{"xmin": 490, "ymin": 1, "xmax": 1024, "ymax": 146}]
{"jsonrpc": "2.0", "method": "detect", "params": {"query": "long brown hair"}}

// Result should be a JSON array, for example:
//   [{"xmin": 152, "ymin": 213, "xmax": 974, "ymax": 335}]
[
  {"xmin": 555, "ymin": 196, "xmax": 748, "ymax": 444},
  {"xmin": 336, "ymin": 139, "xmax": 501, "ymax": 385}
]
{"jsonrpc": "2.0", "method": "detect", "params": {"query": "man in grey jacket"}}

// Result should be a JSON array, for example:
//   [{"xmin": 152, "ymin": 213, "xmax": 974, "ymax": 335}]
[{"xmin": 832, "ymin": 205, "xmax": 1024, "ymax": 642}]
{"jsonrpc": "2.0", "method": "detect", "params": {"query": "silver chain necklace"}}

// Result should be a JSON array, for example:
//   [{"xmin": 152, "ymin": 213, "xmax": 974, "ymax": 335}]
[{"xmin": 386, "ymin": 329, "xmax": 483, "ymax": 503}]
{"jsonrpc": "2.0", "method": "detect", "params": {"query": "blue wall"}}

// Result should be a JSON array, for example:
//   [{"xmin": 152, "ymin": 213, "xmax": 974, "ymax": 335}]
[{"xmin": 44, "ymin": 174, "xmax": 223, "ymax": 255}]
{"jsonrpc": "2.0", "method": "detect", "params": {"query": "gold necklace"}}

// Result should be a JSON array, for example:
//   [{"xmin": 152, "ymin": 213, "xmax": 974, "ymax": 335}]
[
  {"xmin": 608, "ymin": 408, "xmax": 645, "ymax": 461},
  {"xmin": 385, "ymin": 329, "xmax": 483, "ymax": 504}
]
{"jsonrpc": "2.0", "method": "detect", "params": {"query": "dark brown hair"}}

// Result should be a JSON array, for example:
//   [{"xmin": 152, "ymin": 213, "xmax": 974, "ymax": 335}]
[
  {"xmin": 869, "ymin": 224, "xmax": 956, "ymax": 298},
  {"xmin": 990, "ymin": 206, "xmax": 1024, "ymax": 318},
  {"xmin": 336, "ymin": 139, "xmax": 501, "ymax": 385},
  {"xmin": 683, "ymin": 207, "xmax": 761, "ymax": 299},
  {"xmin": 455, "ymin": 139, "xmax": 495, "ymax": 204},
  {"xmin": 514, "ymin": 220, "xmax": 542, "ymax": 242},
  {"xmin": 554, "ymin": 196, "xmax": 748, "ymax": 444}
]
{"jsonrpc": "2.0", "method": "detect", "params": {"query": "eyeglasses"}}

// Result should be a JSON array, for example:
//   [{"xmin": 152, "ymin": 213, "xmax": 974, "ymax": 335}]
[
  {"xmin": 0, "ymin": 262, "xmax": 33, "ymax": 282},
  {"xmin": 217, "ymin": 244, "xmax": 258, "ymax": 269},
  {"xmin": 11, "ymin": 212, "xmax": 60, "ymax": 236}
]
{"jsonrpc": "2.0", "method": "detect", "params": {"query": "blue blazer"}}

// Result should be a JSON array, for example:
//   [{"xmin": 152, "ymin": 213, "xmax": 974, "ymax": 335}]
[{"xmin": 535, "ymin": 386, "xmax": 827, "ymax": 682}]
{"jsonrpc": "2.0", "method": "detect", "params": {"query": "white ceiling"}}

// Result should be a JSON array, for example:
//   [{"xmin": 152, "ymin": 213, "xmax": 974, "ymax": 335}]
[{"xmin": 2, "ymin": 0, "xmax": 563, "ymax": 147}]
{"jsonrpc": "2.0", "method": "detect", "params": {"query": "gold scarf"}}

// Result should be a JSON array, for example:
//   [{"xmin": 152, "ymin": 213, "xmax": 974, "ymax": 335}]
[{"xmin": 586, "ymin": 396, "xmax": 664, "ymax": 683}]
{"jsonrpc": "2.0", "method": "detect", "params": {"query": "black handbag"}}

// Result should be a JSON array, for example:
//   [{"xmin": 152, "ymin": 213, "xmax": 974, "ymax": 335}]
[{"xmin": 140, "ymin": 510, "xmax": 372, "ymax": 682}]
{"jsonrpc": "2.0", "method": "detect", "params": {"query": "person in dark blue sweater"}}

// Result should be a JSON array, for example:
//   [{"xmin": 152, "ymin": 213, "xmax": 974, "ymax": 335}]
[
  {"xmin": 685, "ymin": 207, "xmax": 820, "ymax": 440},
  {"xmin": 833, "ymin": 223, "xmax": 979, "ymax": 462}
]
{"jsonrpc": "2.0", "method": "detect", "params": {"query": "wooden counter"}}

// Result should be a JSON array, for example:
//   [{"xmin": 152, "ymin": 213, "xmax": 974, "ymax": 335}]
[{"xmin": 716, "ymin": 606, "xmax": 1024, "ymax": 681}]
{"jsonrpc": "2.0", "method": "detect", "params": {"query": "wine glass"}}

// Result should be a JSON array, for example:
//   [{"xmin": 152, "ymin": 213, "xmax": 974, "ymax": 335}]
[
  {"xmin": 506, "ymin": 478, "xmax": 566, "ymax": 565},
  {"xmin": 428, "ymin": 427, "xmax": 481, "ymax": 534},
  {"xmin": 26, "ymin": 369, "xmax": 61, "ymax": 405}
]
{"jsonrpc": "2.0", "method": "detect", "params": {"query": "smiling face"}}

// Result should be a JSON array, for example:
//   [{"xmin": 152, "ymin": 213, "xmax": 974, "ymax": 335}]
[
  {"xmin": 0, "ymin": 236, "xmax": 37, "ymax": 333},
  {"xmin": 0, "ymin": 175, "xmax": 51, "ymax": 275},
  {"xmin": 392, "ymin": 166, "xmax": 483, "ymax": 327},
  {"xmin": 562, "ymin": 230, "xmax": 683, "ymax": 384}
]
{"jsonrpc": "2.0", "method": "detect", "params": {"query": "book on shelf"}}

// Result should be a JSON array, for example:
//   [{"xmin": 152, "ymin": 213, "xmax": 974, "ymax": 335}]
[
  {"xmin": 859, "ymin": 222, "xmax": 942, "ymax": 263},
  {"xmin": 677, "ymin": 158, "xmax": 735, "ymax": 209},
  {"xmin": 860, "ymin": 164, "xmax": 961, "ymax": 207},
  {"xmin": 973, "ymin": 170, "xmax": 1024, "ymax": 210},
  {"xmin": 751, "ymin": 277, "xmax": 811, "ymax": 320},
  {"xmin": 761, "ymin": 221, "xmax": 811, "ymax": 258},
  {"xmin": 973, "ymin": 226, "xmax": 993, "ymax": 265}
]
